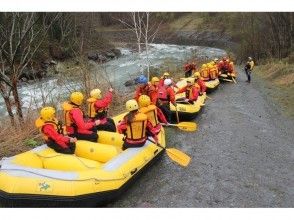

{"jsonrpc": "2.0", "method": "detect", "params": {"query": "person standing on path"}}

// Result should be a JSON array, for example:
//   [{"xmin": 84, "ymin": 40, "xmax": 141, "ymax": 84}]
[{"xmin": 244, "ymin": 57, "xmax": 255, "ymax": 83}]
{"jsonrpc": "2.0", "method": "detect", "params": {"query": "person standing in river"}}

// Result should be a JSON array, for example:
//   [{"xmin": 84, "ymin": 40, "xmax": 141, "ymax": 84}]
[{"xmin": 244, "ymin": 57, "xmax": 254, "ymax": 83}]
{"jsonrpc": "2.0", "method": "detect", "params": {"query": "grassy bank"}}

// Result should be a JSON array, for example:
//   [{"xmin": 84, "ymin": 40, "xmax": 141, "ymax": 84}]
[{"xmin": 254, "ymin": 60, "xmax": 294, "ymax": 118}]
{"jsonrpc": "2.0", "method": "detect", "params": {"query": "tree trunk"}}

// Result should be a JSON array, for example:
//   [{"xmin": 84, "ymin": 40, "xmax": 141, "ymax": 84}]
[
  {"xmin": 3, "ymin": 96, "xmax": 15, "ymax": 126},
  {"xmin": 11, "ymin": 78, "xmax": 24, "ymax": 123}
]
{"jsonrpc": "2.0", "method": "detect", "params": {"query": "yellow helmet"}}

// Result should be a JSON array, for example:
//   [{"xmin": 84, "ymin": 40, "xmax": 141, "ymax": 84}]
[
  {"xmin": 126, "ymin": 99, "xmax": 139, "ymax": 112},
  {"xmin": 230, "ymin": 61, "xmax": 234, "ymax": 65},
  {"xmin": 90, "ymin": 88, "xmax": 101, "ymax": 99},
  {"xmin": 201, "ymin": 64, "xmax": 207, "ymax": 68},
  {"xmin": 40, "ymin": 106, "xmax": 56, "ymax": 121},
  {"xmin": 138, "ymin": 95, "xmax": 151, "ymax": 108},
  {"xmin": 163, "ymin": 72, "xmax": 170, "ymax": 77},
  {"xmin": 70, "ymin": 92, "xmax": 84, "ymax": 105},
  {"xmin": 151, "ymin": 77, "xmax": 159, "ymax": 85},
  {"xmin": 208, "ymin": 64, "xmax": 213, "ymax": 68},
  {"xmin": 194, "ymin": 71, "xmax": 200, "ymax": 79}
]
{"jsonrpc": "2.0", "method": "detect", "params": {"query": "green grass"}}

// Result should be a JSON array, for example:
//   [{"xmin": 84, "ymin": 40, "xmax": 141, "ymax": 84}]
[{"xmin": 255, "ymin": 61, "xmax": 294, "ymax": 118}]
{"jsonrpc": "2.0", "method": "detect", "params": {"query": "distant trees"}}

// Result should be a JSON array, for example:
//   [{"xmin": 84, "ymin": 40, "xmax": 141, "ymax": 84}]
[{"xmin": 0, "ymin": 13, "xmax": 59, "ymax": 124}]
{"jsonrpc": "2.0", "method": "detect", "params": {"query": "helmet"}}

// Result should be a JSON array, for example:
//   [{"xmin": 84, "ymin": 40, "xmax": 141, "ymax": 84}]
[
  {"xmin": 151, "ymin": 77, "xmax": 159, "ymax": 85},
  {"xmin": 164, "ymin": 78, "xmax": 172, "ymax": 86},
  {"xmin": 70, "ymin": 92, "xmax": 84, "ymax": 105},
  {"xmin": 214, "ymin": 58, "xmax": 219, "ymax": 62},
  {"xmin": 248, "ymin": 57, "xmax": 252, "ymax": 60},
  {"xmin": 138, "ymin": 95, "xmax": 151, "ymax": 107},
  {"xmin": 126, "ymin": 99, "xmax": 139, "ymax": 112},
  {"xmin": 194, "ymin": 71, "xmax": 200, "ymax": 79},
  {"xmin": 208, "ymin": 64, "xmax": 213, "ymax": 68},
  {"xmin": 230, "ymin": 61, "xmax": 234, "ymax": 65},
  {"xmin": 137, "ymin": 75, "xmax": 148, "ymax": 84},
  {"xmin": 201, "ymin": 64, "xmax": 207, "ymax": 68},
  {"xmin": 40, "ymin": 106, "xmax": 55, "ymax": 121},
  {"xmin": 163, "ymin": 72, "xmax": 170, "ymax": 77},
  {"xmin": 90, "ymin": 89, "xmax": 101, "ymax": 99}
]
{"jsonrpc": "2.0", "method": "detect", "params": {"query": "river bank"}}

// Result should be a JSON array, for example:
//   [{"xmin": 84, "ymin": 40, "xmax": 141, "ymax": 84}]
[{"xmin": 108, "ymin": 67, "xmax": 294, "ymax": 207}]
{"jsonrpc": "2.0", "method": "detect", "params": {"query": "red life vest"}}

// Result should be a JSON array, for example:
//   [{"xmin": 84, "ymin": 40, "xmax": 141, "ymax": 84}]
[{"xmin": 157, "ymin": 85, "xmax": 169, "ymax": 101}]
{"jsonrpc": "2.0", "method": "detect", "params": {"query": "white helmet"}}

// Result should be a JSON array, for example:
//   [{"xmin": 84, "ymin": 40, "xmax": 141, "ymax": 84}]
[{"xmin": 164, "ymin": 78, "xmax": 172, "ymax": 86}]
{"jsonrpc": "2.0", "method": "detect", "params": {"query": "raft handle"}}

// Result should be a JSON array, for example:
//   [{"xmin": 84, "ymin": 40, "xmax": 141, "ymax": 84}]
[
  {"xmin": 130, "ymin": 168, "xmax": 137, "ymax": 175},
  {"xmin": 154, "ymin": 149, "xmax": 159, "ymax": 155}
]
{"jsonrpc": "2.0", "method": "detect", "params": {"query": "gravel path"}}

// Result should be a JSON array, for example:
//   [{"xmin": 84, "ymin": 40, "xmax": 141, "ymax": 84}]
[{"xmin": 108, "ymin": 68, "xmax": 294, "ymax": 207}]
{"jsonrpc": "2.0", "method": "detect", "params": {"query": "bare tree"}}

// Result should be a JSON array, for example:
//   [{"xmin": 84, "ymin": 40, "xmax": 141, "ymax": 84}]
[
  {"xmin": 117, "ymin": 12, "xmax": 162, "ymax": 80},
  {"xmin": 0, "ymin": 12, "xmax": 59, "ymax": 124}
]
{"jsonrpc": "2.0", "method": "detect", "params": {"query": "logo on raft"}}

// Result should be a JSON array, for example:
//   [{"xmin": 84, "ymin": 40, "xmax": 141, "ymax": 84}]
[{"xmin": 38, "ymin": 182, "xmax": 52, "ymax": 192}]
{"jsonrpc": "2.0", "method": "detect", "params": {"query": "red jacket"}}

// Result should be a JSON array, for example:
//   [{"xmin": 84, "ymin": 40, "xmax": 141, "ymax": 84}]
[
  {"xmin": 196, "ymin": 79, "xmax": 207, "ymax": 93},
  {"xmin": 68, "ymin": 108, "xmax": 95, "ymax": 135},
  {"xmin": 43, "ymin": 124, "xmax": 70, "ymax": 149},
  {"xmin": 184, "ymin": 63, "xmax": 196, "ymax": 72},
  {"xmin": 158, "ymin": 85, "xmax": 176, "ymax": 104},
  {"xmin": 134, "ymin": 84, "xmax": 153, "ymax": 101},
  {"xmin": 148, "ymin": 85, "xmax": 158, "ymax": 105},
  {"xmin": 177, "ymin": 85, "xmax": 199, "ymax": 101},
  {"xmin": 156, "ymin": 107, "xmax": 168, "ymax": 124},
  {"xmin": 94, "ymin": 91, "xmax": 113, "ymax": 124}
]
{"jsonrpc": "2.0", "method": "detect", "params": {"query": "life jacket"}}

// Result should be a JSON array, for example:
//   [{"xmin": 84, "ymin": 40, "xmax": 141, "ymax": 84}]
[
  {"xmin": 87, "ymin": 98, "xmax": 108, "ymax": 119},
  {"xmin": 35, "ymin": 117, "xmax": 63, "ymax": 141},
  {"xmin": 200, "ymin": 67, "xmax": 210, "ymax": 80},
  {"xmin": 157, "ymin": 85, "xmax": 170, "ymax": 102},
  {"xmin": 125, "ymin": 112, "xmax": 148, "ymax": 140},
  {"xmin": 185, "ymin": 86, "xmax": 194, "ymax": 99},
  {"xmin": 209, "ymin": 66, "xmax": 218, "ymax": 79},
  {"xmin": 62, "ymin": 101, "xmax": 81, "ymax": 127},
  {"xmin": 139, "ymin": 105, "xmax": 159, "ymax": 127},
  {"xmin": 194, "ymin": 83, "xmax": 200, "ymax": 91}
]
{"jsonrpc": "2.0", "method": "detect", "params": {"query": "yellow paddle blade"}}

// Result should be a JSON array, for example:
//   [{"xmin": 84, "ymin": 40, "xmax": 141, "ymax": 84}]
[
  {"xmin": 177, "ymin": 122, "xmax": 197, "ymax": 132},
  {"xmin": 166, "ymin": 148, "xmax": 191, "ymax": 167}
]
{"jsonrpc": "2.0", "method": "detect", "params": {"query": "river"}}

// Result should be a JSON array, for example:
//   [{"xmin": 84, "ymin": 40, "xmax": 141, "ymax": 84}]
[{"xmin": 0, "ymin": 43, "xmax": 226, "ymax": 117}]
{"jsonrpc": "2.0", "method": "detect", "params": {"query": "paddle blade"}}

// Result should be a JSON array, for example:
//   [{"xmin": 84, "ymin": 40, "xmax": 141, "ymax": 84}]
[
  {"xmin": 177, "ymin": 122, "xmax": 197, "ymax": 132},
  {"xmin": 166, "ymin": 148, "xmax": 191, "ymax": 167}
]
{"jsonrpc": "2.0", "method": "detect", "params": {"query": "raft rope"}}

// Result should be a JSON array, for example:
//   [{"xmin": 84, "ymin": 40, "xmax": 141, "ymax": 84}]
[
  {"xmin": 34, "ymin": 153, "xmax": 97, "ymax": 169},
  {"xmin": 0, "ymin": 156, "xmax": 151, "ymax": 182}
]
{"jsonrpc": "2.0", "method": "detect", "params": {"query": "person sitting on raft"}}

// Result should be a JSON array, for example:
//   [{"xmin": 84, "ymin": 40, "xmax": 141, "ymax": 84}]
[
  {"xmin": 117, "ymin": 99, "xmax": 158, "ymax": 150},
  {"xmin": 87, "ymin": 87, "xmax": 116, "ymax": 132},
  {"xmin": 62, "ymin": 91, "xmax": 101, "ymax": 142},
  {"xmin": 193, "ymin": 72, "xmax": 207, "ymax": 95},
  {"xmin": 176, "ymin": 80, "xmax": 199, "ymax": 104},
  {"xmin": 35, "ymin": 107, "xmax": 77, "ymax": 154},
  {"xmin": 159, "ymin": 72, "xmax": 178, "ymax": 88},
  {"xmin": 183, "ymin": 62, "xmax": 197, "ymax": 78},
  {"xmin": 134, "ymin": 75, "xmax": 153, "ymax": 101},
  {"xmin": 156, "ymin": 78, "xmax": 177, "ymax": 123},
  {"xmin": 138, "ymin": 95, "xmax": 168, "ymax": 135}
]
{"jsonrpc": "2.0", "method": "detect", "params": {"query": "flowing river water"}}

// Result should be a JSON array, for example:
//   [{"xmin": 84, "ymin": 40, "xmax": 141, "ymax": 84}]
[{"xmin": 0, "ymin": 43, "xmax": 226, "ymax": 118}]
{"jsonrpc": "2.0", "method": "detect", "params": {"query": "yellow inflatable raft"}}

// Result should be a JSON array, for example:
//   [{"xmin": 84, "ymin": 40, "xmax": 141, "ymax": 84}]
[
  {"xmin": 204, "ymin": 78, "xmax": 220, "ymax": 93},
  {"xmin": 169, "ymin": 78, "xmax": 206, "ymax": 121},
  {"xmin": 0, "ymin": 113, "xmax": 165, "ymax": 207}
]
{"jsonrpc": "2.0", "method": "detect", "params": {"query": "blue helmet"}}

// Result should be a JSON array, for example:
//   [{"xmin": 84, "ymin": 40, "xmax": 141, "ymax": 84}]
[{"xmin": 137, "ymin": 75, "xmax": 148, "ymax": 84}]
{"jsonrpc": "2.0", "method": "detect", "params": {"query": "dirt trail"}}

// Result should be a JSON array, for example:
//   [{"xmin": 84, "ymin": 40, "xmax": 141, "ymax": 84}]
[{"xmin": 108, "ymin": 67, "xmax": 294, "ymax": 207}]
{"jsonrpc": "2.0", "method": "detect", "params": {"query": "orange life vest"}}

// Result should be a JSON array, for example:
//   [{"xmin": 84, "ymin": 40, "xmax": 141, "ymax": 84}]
[
  {"xmin": 200, "ymin": 67, "xmax": 210, "ymax": 79},
  {"xmin": 125, "ymin": 112, "xmax": 148, "ymax": 140},
  {"xmin": 87, "ymin": 97, "xmax": 108, "ymax": 119},
  {"xmin": 139, "ymin": 105, "xmax": 159, "ymax": 127},
  {"xmin": 62, "ymin": 101, "xmax": 81, "ymax": 127}
]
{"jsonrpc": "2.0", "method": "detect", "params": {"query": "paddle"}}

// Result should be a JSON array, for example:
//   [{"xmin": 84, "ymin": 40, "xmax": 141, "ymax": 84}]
[
  {"xmin": 161, "ymin": 122, "xmax": 197, "ymax": 132},
  {"xmin": 147, "ymin": 138, "xmax": 191, "ymax": 167},
  {"xmin": 222, "ymin": 78, "xmax": 233, "ymax": 82},
  {"xmin": 232, "ymin": 77, "xmax": 237, "ymax": 84},
  {"xmin": 174, "ymin": 103, "xmax": 180, "ymax": 124}
]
